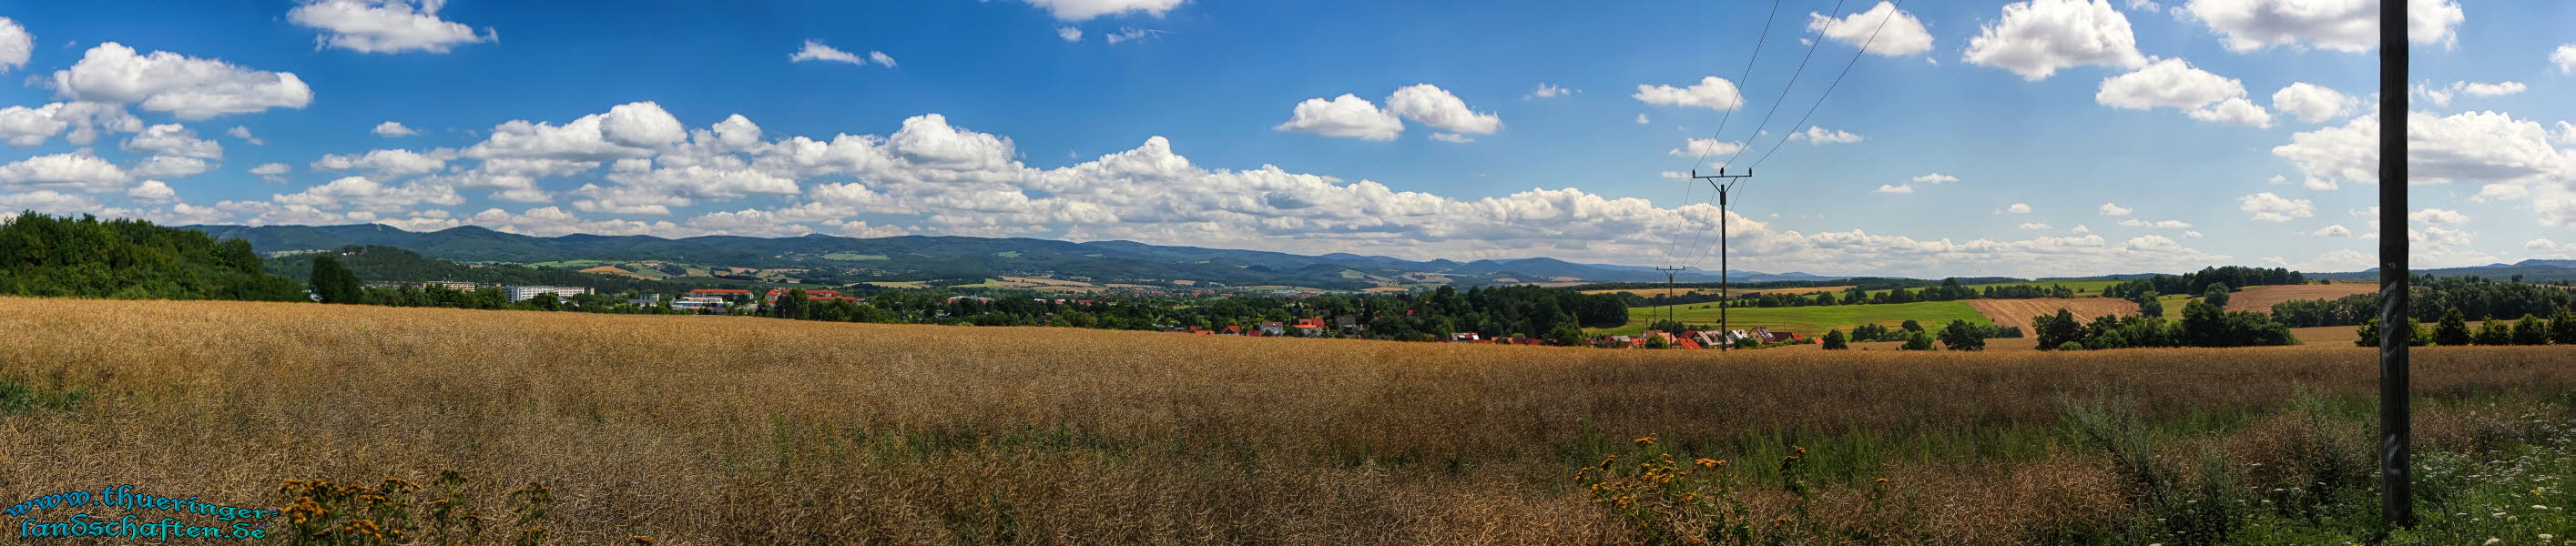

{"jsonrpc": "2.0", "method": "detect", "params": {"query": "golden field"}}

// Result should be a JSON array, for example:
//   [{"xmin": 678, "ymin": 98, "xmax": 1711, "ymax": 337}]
[{"xmin": 3, "ymin": 297, "xmax": 2573, "ymax": 544}]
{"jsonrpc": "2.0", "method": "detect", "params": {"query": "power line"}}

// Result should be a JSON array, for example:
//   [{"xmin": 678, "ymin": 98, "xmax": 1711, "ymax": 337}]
[
  {"xmin": 1665, "ymin": 0, "xmax": 1783, "ymax": 271},
  {"xmin": 1749, "ymin": 0, "xmax": 1908, "ymax": 169},
  {"xmin": 1720, "ymin": 0, "xmax": 1848, "ymax": 169}
]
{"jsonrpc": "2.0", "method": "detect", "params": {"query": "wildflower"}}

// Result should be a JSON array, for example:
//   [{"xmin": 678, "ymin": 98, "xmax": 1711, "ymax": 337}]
[
  {"xmin": 2541, "ymin": 534, "xmax": 2554, "ymax": 541},
  {"xmin": 1874, "ymin": 478, "xmax": 1889, "ymax": 484},
  {"xmin": 1694, "ymin": 458, "xmax": 1721, "ymax": 469},
  {"xmin": 2484, "ymin": 538, "xmax": 2502, "ymax": 545},
  {"xmin": 1634, "ymin": 434, "xmax": 1656, "ymax": 447},
  {"xmin": 633, "ymin": 537, "xmax": 657, "ymax": 545}
]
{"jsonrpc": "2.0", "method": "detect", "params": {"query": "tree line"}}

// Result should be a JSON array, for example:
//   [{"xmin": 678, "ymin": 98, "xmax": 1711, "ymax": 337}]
[
  {"xmin": 0, "ymin": 213, "xmax": 304, "ymax": 301},
  {"xmin": 2268, "ymin": 275, "xmax": 2576, "ymax": 328}
]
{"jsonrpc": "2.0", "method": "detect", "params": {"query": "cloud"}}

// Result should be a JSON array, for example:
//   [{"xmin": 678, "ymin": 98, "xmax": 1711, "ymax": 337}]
[
  {"xmin": 1634, "ymin": 114, "xmax": 1650, "ymax": 125},
  {"xmin": 0, "ymin": 153, "xmax": 129, "ymax": 192},
  {"xmin": 123, "ymin": 124, "xmax": 224, "ymax": 159},
  {"xmin": 1669, "ymin": 138, "xmax": 1745, "ymax": 157},
  {"xmin": 2120, "ymin": 218, "xmax": 2193, "ymax": 228},
  {"xmin": 2237, "ymin": 192, "xmax": 2314, "ymax": 222},
  {"xmin": 1913, "ymin": 173, "xmax": 1958, "ymax": 185},
  {"xmin": 2408, "ymin": 207, "xmax": 2469, "ymax": 226},
  {"xmin": 288, "ymin": 0, "xmax": 494, "ymax": 54},
  {"xmin": 1526, "ymin": 83, "xmax": 1571, "ymax": 99},
  {"xmin": 0, "ymin": 17, "xmax": 27, "ymax": 73},
  {"xmin": 1874, "ymin": 183, "xmax": 1915, "ymax": 194},
  {"xmin": 2005, "ymin": 203, "xmax": 2032, "ymax": 214},
  {"xmin": 2183, "ymin": 0, "xmax": 2464, "ymax": 52},
  {"xmin": 1102, "ymin": 27, "xmax": 1160, "ymax": 45},
  {"xmin": 373, "ymin": 121, "xmax": 419, "ymax": 137},
  {"xmin": 2270, "ymin": 82, "xmax": 2357, "ymax": 124},
  {"xmin": 2310, "ymin": 224, "xmax": 2351, "ymax": 238},
  {"xmin": 1023, "ymin": 0, "xmax": 1186, "ymax": 21},
  {"xmin": 1808, "ymin": 2, "xmax": 1934, "ymax": 56},
  {"xmin": 789, "ymin": 40, "xmax": 893, "ymax": 67},
  {"xmin": 130, "ymin": 156, "xmax": 214, "ymax": 178},
  {"xmin": 0, "ymin": 190, "xmax": 99, "ymax": 215},
  {"xmin": 1787, "ymin": 126, "xmax": 1864, "ymax": 145},
  {"xmin": 249, "ymin": 162, "xmax": 290, "ymax": 183},
  {"xmin": 1428, "ymin": 133, "xmax": 1473, "ymax": 144},
  {"xmin": 1633, "ymin": 76, "xmax": 1745, "ymax": 110},
  {"xmin": 2414, "ymin": 80, "xmax": 2525, "ymax": 107},
  {"xmin": 1963, "ymin": 0, "xmax": 2147, "ymax": 80},
  {"xmin": 2276, "ymin": 111, "xmax": 2566, "ymax": 218},
  {"xmin": 2072, "ymin": 224, "xmax": 2091, "ymax": 234},
  {"xmin": 2094, "ymin": 58, "xmax": 2271, "ymax": 127},
  {"xmin": 2018, "ymin": 222, "xmax": 2054, "ymax": 230},
  {"xmin": 263, "ymin": 175, "xmax": 463, "ymax": 212},
  {"xmin": 2099, "ymin": 202, "xmax": 2133, "ymax": 216},
  {"xmin": 464, "ymin": 101, "xmax": 687, "ymax": 160},
  {"xmin": 312, "ymin": 148, "xmax": 450, "ymax": 177},
  {"xmin": 1385, "ymin": 84, "xmax": 1501, "ymax": 135},
  {"xmin": 126, "ymin": 179, "xmax": 177, "ymax": 204},
  {"xmin": 2557, "ymin": 45, "xmax": 2576, "ymax": 75},
  {"xmin": 51, "ymin": 43, "xmax": 313, "ymax": 120},
  {"xmin": 225, "ymin": 126, "xmax": 263, "ymax": 146},
  {"xmin": 1272, "ymin": 95, "xmax": 1402, "ymax": 140}
]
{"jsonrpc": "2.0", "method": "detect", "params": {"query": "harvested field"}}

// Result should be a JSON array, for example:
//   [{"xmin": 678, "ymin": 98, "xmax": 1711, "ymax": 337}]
[
  {"xmin": 2225, "ymin": 282, "xmax": 2379, "ymax": 312},
  {"xmin": 1967, "ymin": 298, "xmax": 2142, "ymax": 332}
]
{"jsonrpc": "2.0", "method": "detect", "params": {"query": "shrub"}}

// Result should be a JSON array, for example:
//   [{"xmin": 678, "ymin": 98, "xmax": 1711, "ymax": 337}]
[
  {"xmin": 2472, "ymin": 321, "xmax": 2512, "ymax": 346},
  {"xmin": 1899, "ymin": 331, "xmax": 1934, "ymax": 351},
  {"xmin": 2511, "ymin": 314, "xmax": 2550, "ymax": 345},
  {"xmin": 1820, "ymin": 329, "xmax": 1848, "ymax": 350},
  {"xmin": 1937, "ymin": 319, "xmax": 1986, "ymax": 351},
  {"xmin": 2434, "ymin": 308, "xmax": 2471, "ymax": 346}
]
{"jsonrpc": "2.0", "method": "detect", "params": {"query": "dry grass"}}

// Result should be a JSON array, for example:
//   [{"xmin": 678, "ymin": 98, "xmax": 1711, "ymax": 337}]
[{"xmin": 3, "ymin": 297, "xmax": 2572, "ymax": 544}]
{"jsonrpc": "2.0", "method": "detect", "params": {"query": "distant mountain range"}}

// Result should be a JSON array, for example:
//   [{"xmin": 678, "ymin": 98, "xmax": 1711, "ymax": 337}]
[
  {"xmin": 177, "ymin": 224, "xmax": 2576, "ymax": 290},
  {"xmin": 180, "ymin": 224, "xmax": 1830, "ymax": 290}
]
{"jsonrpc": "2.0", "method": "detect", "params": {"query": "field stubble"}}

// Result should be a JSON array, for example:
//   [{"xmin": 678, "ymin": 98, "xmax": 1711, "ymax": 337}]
[{"xmin": 1, "ymin": 298, "xmax": 2571, "ymax": 544}]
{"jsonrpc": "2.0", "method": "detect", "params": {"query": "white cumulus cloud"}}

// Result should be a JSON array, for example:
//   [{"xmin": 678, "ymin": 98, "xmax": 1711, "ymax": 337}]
[
  {"xmin": 1633, "ymin": 76, "xmax": 1745, "ymax": 110},
  {"xmin": 1385, "ymin": 84, "xmax": 1501, "ymax": 135},
  {"xmin": 51, "ymin": 43, "xmax": 313, "ymax": 120},
  {"xmin": 2183, "ymin": 0, "xmax": 2464, "ymax": 52},
  {"xmin": 2270, "ymin": 82, "xmax": 2356, "ymax": 124},
  {"xmin": 2237, "ymin": 192, "xmax": 2314, "ymax": 222},
  {"xmin": 288, "ymin": 0, "xmax": 494, "ymax": 54},
  {"xmin": 1273, "ymin": 95, "xmax": 1402, "ymax": 141},
  {"xmin": 1963, "ymin": 0, "xmax": 2147, "ymax": 80},
  {"xmin": 1808, "ymin": 2, "xmax": 1934, "ymax": 56}
]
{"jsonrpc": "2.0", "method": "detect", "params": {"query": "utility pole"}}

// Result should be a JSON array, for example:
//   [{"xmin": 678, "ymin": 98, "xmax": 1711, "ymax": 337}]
[
  {"xmin": 1654, "ymin": 266, "xmax": 1686, "ymax": 332},
  {"xmin": 2377, "ymin": 0, "xmax": 2413, "ymax": 532},
  {"xmin": 1692, "ymin": 167, "xmax": 1754, "ymax": 351}
]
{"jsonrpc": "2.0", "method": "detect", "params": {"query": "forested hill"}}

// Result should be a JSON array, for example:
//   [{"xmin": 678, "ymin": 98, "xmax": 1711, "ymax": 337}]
[
  {"xmin": 179, "ymin": 223, "xmax": 1830, "ymax": 288},
  {"xmin": 0, "ymin": 214, "xmax": 304, "ymax": 300},
  {"xmin": 264, "ymin": 246, "xmax": 718, "ymax": 294}
]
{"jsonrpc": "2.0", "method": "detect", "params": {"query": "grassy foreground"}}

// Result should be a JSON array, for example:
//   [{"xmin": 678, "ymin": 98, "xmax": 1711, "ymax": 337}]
[{"xmin": 3, "ymin": 298, "xmax": 2574, "ymax": 544}]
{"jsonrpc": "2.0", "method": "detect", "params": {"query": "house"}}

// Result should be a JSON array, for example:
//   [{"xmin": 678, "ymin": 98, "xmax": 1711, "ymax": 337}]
[
  {"xmin": 946, "ymin": 295, "xmax": 995, "ymax": 303},
  {"xmin": 1758, "ymin": 329, "xmax": 1800, "ymax": 343},
  {"xmin": 1335, "ymin": 315, "xmax": 1364, "ymax": 335},
  {"xmin": 1259, "ymin": 321, "xmax": 1287, "ymax": 336},
  {"xmin": 1449, "ymin": 332, "xmax": 1481, "ymax": 342},
  {"xmin": 504, "ymin": 285, "xmax": 592, "ymax": 302},
  {"xmin": 1293, "ymin": 318, "xmax": 1328, "ymax": 336},
  {"xmin": 671, "ymin": 296, "xmax": 729, "ymax": 311},
  {"xmin": 1220, "ymin": 325, "xmax": 1245, "ymax": 335},
  {"xmin": 765, "ymin": 288, "xmax": 845, "ymax": 302},
  {"xmin": 688, "ymin": 288, "xmax": 754, "ymax": 299}
]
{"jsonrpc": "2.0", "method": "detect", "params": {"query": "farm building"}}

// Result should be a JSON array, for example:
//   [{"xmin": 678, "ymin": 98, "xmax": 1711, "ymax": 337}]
[{"xmin": 504, "ymin": 286, "xmax": 593, "ymax": 302}]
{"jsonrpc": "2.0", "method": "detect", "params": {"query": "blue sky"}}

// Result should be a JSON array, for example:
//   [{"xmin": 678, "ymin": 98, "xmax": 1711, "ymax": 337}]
[{"xmin": 0, "ymin": 0, "xmax": 2570, "ymax": 278}]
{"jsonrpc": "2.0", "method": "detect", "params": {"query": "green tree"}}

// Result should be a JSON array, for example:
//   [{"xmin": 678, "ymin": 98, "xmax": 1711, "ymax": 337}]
[
  {"xmin": 1546, "ymin": 322, "xmax": 1587, "ymax": 347},
  {"xmin": 529, "ymin": 291, "xmax": 561, "ymax": 311},
  {"xmin": 1937, "ymin": 319, "xmax": 1986, "ymax": 351},
  {"xmin": 2510, "ymin": 314, "xmax": 2549, "ymax": 345},
  {"xmin": 2472, "ymin": 321, "xmax": 2512, "ymax": 345},
  {"xmin": 2553, "ymin": 307, "xmax": 2576, "ymax": 344},
  {"xmin": 310, "ymin": 255, "xmax": 365, "ymax": 304},
  {"xmin": 1820, "ymin": 329, "xmax": 1849, "ymax": 350},
  {"xmin": 774, "ymin": 288, "xmax": 809, "ymax": 319},
  {"xmin": 2202, "ymin": 283, "xmax": 2231, "ymax": 308},
  {"xmin": 1899, "ymin": 330, "xmax": 1935, "ymax": 350},
  {"xmin": 1899, "ymin": 319, "xmax": 1923, "ymax": 332},
  {"xmin": 2434, "ymin": 308, "xmax": 2472, "ymax": 346},
  {"xmin": 2135, "ymin": 290, "xmax": 2164, "ymax": 318}
]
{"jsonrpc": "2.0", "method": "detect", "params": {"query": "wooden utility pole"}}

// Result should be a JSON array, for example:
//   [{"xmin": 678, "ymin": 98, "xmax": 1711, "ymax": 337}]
[
  {"xmin": 2377, "ymin": 0, "xmax": 2413, "ymax": 531},
  {"xmin": 1654, "ymin": 266, "xmax": 1685, "ymax": 331},
  {"xmin": 1692, "ymin": 167, "xmax": 1754, "ymax": 351}
]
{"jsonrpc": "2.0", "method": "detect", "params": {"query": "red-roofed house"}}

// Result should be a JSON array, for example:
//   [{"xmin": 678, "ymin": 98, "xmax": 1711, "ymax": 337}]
[{"xmin": 1293, "ymin": 318, "xmax": 1327, "ymax": 336}]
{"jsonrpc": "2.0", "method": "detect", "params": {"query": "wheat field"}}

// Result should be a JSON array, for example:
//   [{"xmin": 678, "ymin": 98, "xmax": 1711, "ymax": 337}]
[{"xmin": 2, "ymin": 297, "xmax": 2571, "ymax": 544}]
